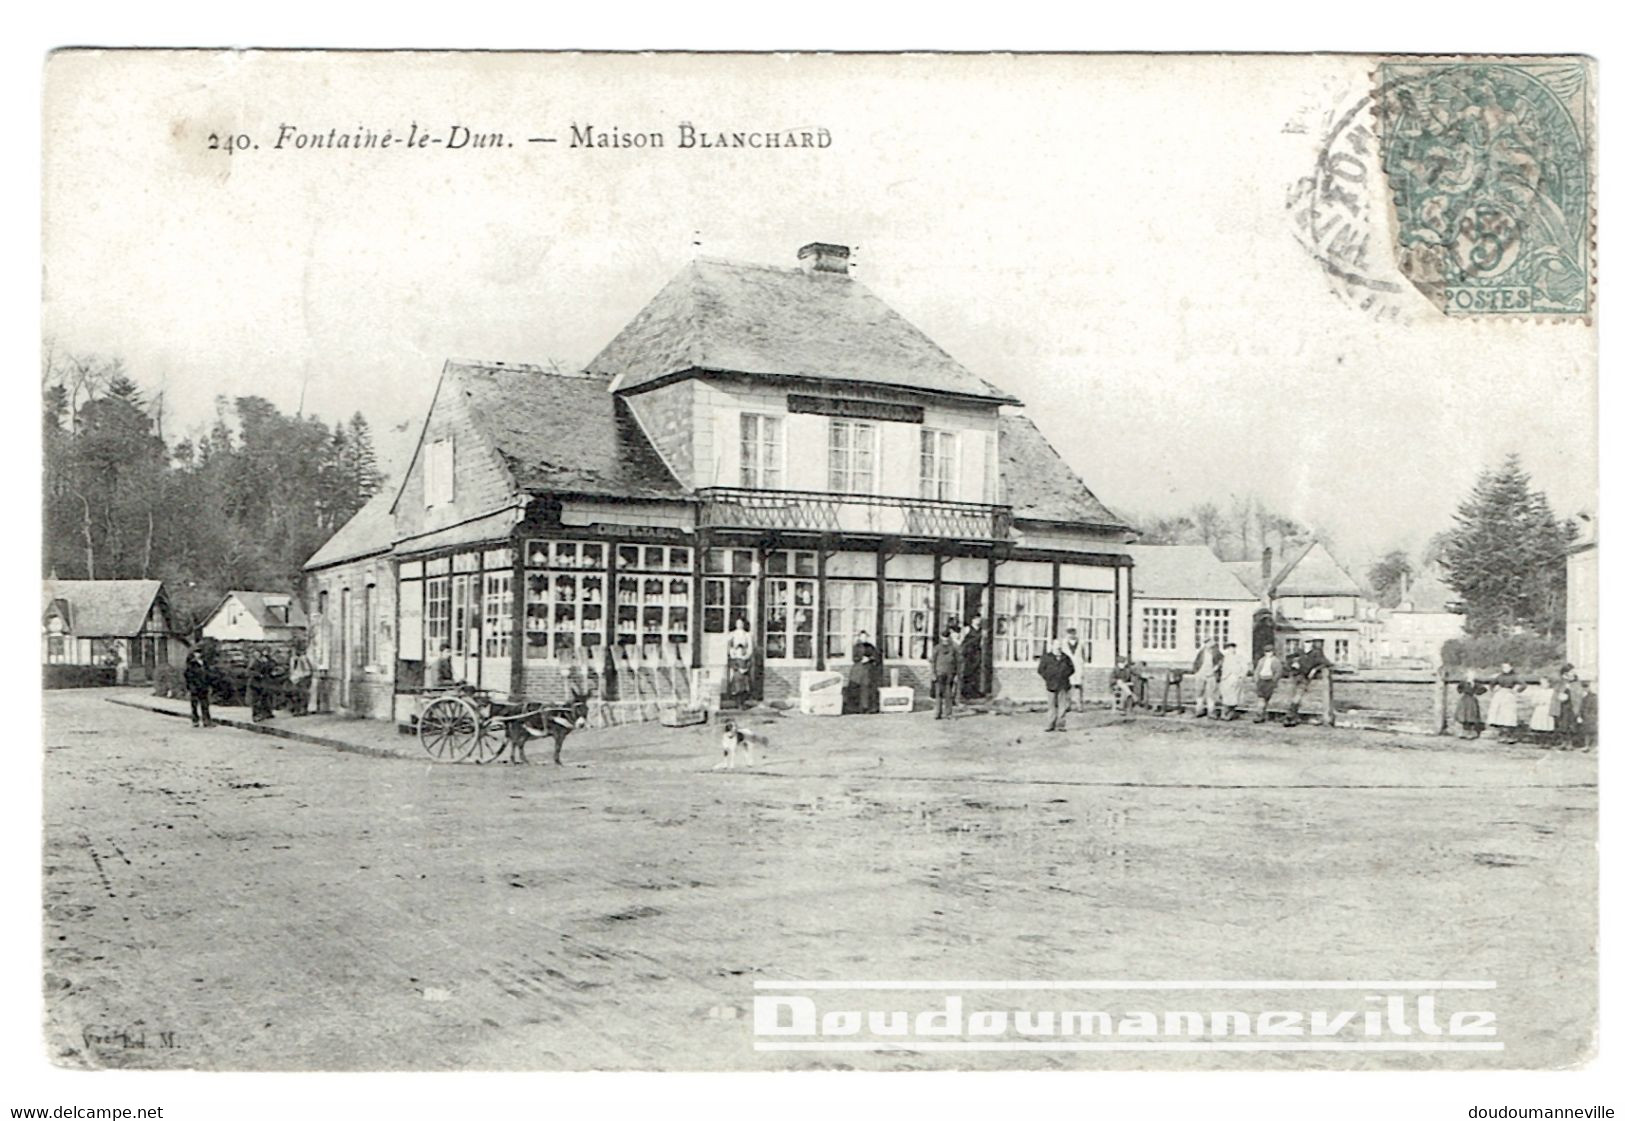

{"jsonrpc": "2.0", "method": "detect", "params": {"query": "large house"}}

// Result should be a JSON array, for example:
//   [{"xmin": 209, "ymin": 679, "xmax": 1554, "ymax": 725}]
[
  {"xmin": 41, "ymin": 578, "xmax": 183, "ymax": 682},
  {"xmin": 1125, "ymin": 545, "xmax": 1259, "ymax": 668},
  {"xmin": 304, "ymin": 243, "xmax": 1135, "ymax": 721}
]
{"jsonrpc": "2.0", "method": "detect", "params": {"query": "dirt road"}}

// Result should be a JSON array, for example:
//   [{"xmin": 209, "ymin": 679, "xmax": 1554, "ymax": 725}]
[{"xmin": 42, "ymin": 689, "xmax": 1596, "ymax": 1070}]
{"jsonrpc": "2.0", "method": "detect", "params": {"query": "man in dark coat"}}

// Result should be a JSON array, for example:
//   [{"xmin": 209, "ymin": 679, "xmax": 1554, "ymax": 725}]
[
  {"xmin": 959, "ymin": 615, "xmax": 984, "ymax": 701},
  {"xmin": 1037, "ymin": 642, "xmax": 1075, "ymax": 732},
  {"xmin": 849, "ymin": 631, "xmax": 881, "ymax": 714},
  {"xmin": 1282, "ymin": 639, "xmax": 1331, "ymax": 727},
  {"xmin": 249, "ymin": 649, "xmax": 280, "ymax": 723},
  {"xmin": 184, "ymin": 648, "xmax": 213, "ymax": 728}
]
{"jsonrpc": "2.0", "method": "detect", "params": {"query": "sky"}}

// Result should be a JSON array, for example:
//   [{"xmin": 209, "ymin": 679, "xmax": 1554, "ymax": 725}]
[{"xmin": 41, "ymin": 51, "xmax": 1596, "ymax": 572}]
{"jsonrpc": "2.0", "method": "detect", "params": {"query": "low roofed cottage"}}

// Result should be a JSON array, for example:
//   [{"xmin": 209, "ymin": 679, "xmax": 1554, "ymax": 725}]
[
  {"xmin": 304, "ymin": 242, "xmax": 1135, "ymax": 720},
  {"xmin": 41, "ymin": 579, "xmax": 182, "ymax": 683},
  {"xmin": 198, "ymin": 591, "xmax": 310, "ymax": 643}
]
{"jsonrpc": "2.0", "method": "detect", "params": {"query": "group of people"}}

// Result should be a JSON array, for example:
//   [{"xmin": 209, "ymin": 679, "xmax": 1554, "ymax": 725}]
[
  {"xmin": 927, "ymin": 616, "xmax": 987, "ymax": 719},
  {"xmin": 1103, "ymin": 639, "xmax": 1334, "ymax": 728},
  {"xmin": 180, "ymin": 641, "xmax": 316, "ymax": 728},
  {"xmin": 787, "ymin": 614, "xmax": 989, "ymax": 718},
  {"xmin": 1455, "ymin": 662, "xmax": 1596, "ymax": 747}
]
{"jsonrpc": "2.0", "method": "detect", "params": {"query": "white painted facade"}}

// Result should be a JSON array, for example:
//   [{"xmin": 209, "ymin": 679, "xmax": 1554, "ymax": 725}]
[{"xmin": 691, "ymin": 379, "xmax": 999, "ymax": 503}]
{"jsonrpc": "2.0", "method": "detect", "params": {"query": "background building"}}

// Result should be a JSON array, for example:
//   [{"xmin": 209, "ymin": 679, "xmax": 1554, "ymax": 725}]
[
  {"xmin": 1225, "ymin": 540, "xmax": 1371, "ymax": 666},
  {"xmin": 1567, "ymin": 513, "xmax": 1597, "ymax": 680},
  {"xmin": 1372, "ymin": 570, "xmax": 1464, "ymax": 670},
  {"xmin": 1125, "ymin": 544, "xmax": 1258, "ymax": 668},
  {"xmin": 198, "ymin": 591, "xmax": 309, "ymax": 644}
]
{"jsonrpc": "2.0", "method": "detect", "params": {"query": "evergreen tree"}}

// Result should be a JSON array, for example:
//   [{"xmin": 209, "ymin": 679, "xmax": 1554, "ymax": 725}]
[
  {"xmin": 346, "ymin": 412, "xmax": 383, "ymax": 502},
  {"xmin": 1439, "ymin": 454, "xmax": 1574, "ymax": 638}
]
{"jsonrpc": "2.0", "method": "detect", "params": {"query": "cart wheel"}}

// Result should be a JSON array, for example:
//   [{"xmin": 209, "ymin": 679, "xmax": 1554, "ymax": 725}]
[
  {"xmin": 420, "ymin": 697, "xmax": 479, "ymax": 762},
  {"xmin": 465, "ymin": 716, "xmax": 508, "ymax": 765}
]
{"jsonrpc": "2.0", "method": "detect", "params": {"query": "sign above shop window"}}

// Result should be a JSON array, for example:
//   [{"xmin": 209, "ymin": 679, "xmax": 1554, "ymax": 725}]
[{"xmin": 787, "ymin": 393, "xmax": 924, "ymax": 424}]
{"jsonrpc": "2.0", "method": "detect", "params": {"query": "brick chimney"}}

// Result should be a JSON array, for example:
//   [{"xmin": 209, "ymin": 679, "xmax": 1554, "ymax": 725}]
[
  {"xmin": 797, "ymin": 242, "xmax": 850, "ymax": 275},
  {"xmin": 1261, "ymin": 547, "xmax": 1273, "ymax": 586}
]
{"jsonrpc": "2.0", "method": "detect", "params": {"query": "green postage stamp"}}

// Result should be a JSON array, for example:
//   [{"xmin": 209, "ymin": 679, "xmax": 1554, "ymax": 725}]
[{"xmin": 1377, "ymin": 58, "xmax": 1592, "ymax": 317}]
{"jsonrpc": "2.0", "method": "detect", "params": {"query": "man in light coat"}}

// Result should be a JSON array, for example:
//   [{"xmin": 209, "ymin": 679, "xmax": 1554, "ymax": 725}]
[
  {"xmin": 1191, "ymin": 638, "xmax": 1224, "ymax": 719},
  {"xmin": 1061, "ymin": 627, "xmax": 1086, "ymax": 713}
]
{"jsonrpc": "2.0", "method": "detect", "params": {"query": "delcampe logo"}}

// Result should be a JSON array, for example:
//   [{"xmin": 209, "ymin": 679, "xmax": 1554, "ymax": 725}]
[{"xmin": 753, "ymin": 980, "xmax": 1501, "ymax": 1053}]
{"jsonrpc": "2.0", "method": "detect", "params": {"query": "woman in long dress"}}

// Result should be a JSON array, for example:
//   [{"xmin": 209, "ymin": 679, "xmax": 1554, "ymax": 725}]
[
  {"xmin": 1486, "ymin": 662, "xmax": 1522, "ymax": 743},
  {"xmin": 1218, "ymin": 641, "xmax": 1249, "ymax": 720},
  {"xmin": 725, "ymin": 617, "xmax": 753, "ymax": 709},
  {"xmin": 1455, "ymin": 671, "xmax": 1486, "ymax": 740}
]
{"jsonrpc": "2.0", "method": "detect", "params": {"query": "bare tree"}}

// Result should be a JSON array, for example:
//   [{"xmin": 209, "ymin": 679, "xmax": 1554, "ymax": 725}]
[{"xmin": 1192, "ymin": 501, "xmax": 1224, "ymax": 553}]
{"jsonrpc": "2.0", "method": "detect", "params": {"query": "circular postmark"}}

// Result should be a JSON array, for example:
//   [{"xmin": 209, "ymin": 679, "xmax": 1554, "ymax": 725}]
[
  {"xmin": 1287, "ymin": 83, "xmax": 1410, "ymax": 322},
  {"xmin": 1289, "ymin": 61, "xmax": 1592, "ymax": 319}
]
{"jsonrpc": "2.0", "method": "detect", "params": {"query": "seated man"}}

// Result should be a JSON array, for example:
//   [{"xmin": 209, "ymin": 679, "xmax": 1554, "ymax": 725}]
[{"xmin": 1110, "ymin": 657, "xmax": 1138, "ymax": 714}]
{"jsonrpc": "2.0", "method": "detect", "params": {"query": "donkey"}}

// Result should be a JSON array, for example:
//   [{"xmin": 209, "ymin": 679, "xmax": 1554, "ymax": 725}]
[{"xmin": 505, "ymin": 689, "xmax": 591, "ymax": 766}]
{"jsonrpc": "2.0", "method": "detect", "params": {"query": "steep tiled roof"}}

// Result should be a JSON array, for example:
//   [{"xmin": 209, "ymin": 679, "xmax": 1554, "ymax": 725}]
[
  {"xmin": 588, "ymin": 258, "xmax": 1019, "ymax": 404},
  {"xmin": 1269, "ymin": 541, "xmax": 1362, "ymax": 598},
  {"xmin": 214, "ymin": 591, "xmax": 309, "ymax": 630},
  {"xmin": 1128, "ymin": 545, "xmax": 1258, "ymax": 601},
  {"xmin": 449, "ymin": 363, "xmax": 685, "ymax": 500},
  {"xmin": 305, "ymin": 491, "xmax": 395, "ymax": 570},
  {"xmin": 998, "ymin": 415, "xmax": 1130, "ymax": 530},
  {"xmin": 41, "ymin": 579, "xmax": 167, "ymax": 636},
  {"xmin": 1223, "ymin": 560, "xmax": 1266, "ymax": 598}
]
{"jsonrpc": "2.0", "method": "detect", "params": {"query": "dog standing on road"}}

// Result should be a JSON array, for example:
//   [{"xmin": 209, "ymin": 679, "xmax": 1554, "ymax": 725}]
[{"xmin": 716, "ymin": 720, "xmax": 767, "ymax": 770}]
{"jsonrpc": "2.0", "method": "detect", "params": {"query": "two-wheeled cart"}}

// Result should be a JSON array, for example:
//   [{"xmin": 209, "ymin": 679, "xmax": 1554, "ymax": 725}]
[{"xmin": 416, "ymin": 685, "xmax": 543, "ymax": 764}]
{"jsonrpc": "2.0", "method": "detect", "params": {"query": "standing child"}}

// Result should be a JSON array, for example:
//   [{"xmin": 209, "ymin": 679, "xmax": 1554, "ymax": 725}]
[
  {"xmin": 1527, "ymin": 676, "xmax": 1557, "ymax": 740},
  {"xmin": 1252, "ymin": 644, "xmax": 1282, "ymax": 724},
  {"xmin": 1455, "ymin": 671, "xmax": 1487, "ymax": 740},
  {"xmin": 931, "ymin": 627, "xmax": 961, "ymax": 720}
]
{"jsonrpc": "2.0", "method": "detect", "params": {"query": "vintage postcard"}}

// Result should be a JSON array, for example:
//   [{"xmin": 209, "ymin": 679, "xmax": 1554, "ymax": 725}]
[{"xmin": 39, "ymin": 51, "xmax": 1597, "ymax": 1075}]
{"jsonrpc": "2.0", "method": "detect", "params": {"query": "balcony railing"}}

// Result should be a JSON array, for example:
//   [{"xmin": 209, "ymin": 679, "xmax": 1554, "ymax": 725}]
[{"xmin": 697, "ymin": 487, "xmax": 1013, "ymax": 541}]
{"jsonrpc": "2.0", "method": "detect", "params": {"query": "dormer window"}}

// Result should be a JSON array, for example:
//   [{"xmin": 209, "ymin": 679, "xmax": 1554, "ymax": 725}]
[
  {"xmin": 739, "ymin": 414, "xmax": 783, "ymax": 489},
  {"xmin": 425, "ymin": 437, "xmax": 455, "ymax": 507}
]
